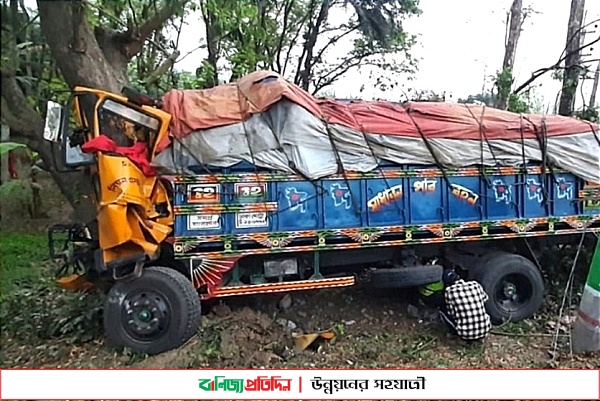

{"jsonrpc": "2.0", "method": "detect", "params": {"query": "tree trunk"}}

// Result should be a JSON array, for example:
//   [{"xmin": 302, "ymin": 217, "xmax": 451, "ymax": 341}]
[
  {"xmin": 558, "ymin": 0, "xmax": 586, "ymax": 116},
  {"xmin": 497, "ymin": 0, "xmax": 523, "ymax": 110},
  {"xmin": 0, "ymin": 0, "xmax": 182, "ymax": 234},
  {"xmin": 295, "ymin": 0, "xmax": 330, "ymax": 91},
  {"xmin": 200, "ymin": 1, "xmax": 220, "ymax": 88},
  {"xmin": 38, "ymin": 1, "xmax": 128, "ymax": 92},
  {"xmin": 589, "ymin": 60, "xmax": 600, "ymax": 108}
]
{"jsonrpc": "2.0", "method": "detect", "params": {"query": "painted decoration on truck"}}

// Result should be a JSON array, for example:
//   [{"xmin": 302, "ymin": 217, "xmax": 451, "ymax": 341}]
[
  {"xmin": 285, "ymin": 187, "xmax": 308, "ymax": 213},
  {"xmin": 188, "ymin": 214, "xmax": 221, "ymax": 230},
  {"xmin": 526, "ymin": 179, "xmax": 543, "ymax": 202},
  {"xmin": 492, "ymin": 179, "xmax": 512, "ymax": 204},
  {"xmin": 413, "ymin": 178, "xmax": 437, "ymax": 193},
  {"xmin": 367, "ymin": 184, "xmax": 403, "ymax": 212},
  {"xmin": 234, "ymin": 183, "xmax": 267, "ymax": 200},
  {"xmin": 450, "ymin": 183, "xmax": 479, "ymax": 205},
  {"xmin": 235, "ymin": 212, "xmax": 268, "ymax": 228},
  {"xmin": 330, "ymin": 183, "xmax": 352, "ymax": 209},
  {"xmin": 175, "ymin": 214, "xmax": 600, "ymax": 264},
  {"xmin": 555, "ymin": 178, "xmax": 573, "ymax": 200},
  {"xmin": 188, "ymin": 183, "xmax": 220, "ymax": 203}
]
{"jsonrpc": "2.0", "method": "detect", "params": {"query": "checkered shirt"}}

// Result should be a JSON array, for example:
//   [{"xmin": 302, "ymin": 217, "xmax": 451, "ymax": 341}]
[{"xmin": 445, "ymin": 279, "xmax": 492, "ymax": 340}]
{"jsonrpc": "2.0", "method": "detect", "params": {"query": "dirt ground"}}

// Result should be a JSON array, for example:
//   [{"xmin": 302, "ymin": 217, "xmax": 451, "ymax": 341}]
[{"xmin": 2, "ymin": 282, "xmax": 598, "ymax": 370}]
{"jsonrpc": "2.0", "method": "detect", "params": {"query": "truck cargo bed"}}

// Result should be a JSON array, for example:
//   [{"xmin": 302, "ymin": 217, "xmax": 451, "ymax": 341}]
[{"xmin": 171, "ymin": 163, "xmax": 600, "ymax": 258}]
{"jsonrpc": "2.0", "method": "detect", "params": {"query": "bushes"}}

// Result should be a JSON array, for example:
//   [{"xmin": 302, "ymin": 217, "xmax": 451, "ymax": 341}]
[{"xmin": 0, "ymin": 276, "xmax": 104, "ymax": 344}]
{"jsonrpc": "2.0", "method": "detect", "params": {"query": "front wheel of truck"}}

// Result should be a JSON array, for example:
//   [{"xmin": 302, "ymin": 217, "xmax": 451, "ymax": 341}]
[{"xmin": 103, "ymin": 266, "xmax": 201, "ymax": 355}]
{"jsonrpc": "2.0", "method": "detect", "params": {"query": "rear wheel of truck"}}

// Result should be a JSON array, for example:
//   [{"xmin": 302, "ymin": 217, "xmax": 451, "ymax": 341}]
[
  {"xmin": 103, "ymin": 266, "xmax": 201, "ymax": 355},
  {"xmin": 476, "ymin": 254, "xmax": 544, "ymax": 324}
]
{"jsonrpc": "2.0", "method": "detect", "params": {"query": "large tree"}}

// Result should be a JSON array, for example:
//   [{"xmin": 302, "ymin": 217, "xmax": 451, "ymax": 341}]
[
  {"xmin": 558, "ymin": 0, "xmax": 586, "ymax": 116},
  {"xmin": 1, "ymin": 0, "xmax": 186, "ymax": 224},
  {"xmin": 195, "ymin": 0, "xmax": 421, "ymax": 94},
  {"xmin": 495, "ymin": 0, "xmax": 523, "ymax": 110}
]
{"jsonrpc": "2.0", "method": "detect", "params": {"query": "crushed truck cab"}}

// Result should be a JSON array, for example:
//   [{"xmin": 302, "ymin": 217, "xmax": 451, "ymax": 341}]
[{"xmin": 42, "ymin": 71, "xmax": 600, "ymax": 355}]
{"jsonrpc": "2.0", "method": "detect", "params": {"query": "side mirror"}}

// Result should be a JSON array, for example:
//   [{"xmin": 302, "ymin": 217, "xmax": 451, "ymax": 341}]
[{"xmin": 43, "ymin": 101, "xmax": 63, "ymax": 142}]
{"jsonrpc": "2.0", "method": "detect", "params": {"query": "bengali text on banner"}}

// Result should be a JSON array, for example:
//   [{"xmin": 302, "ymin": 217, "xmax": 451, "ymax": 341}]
[{"xmin": 0, "ymin": 368, "xmax": 599, "ymax": 400}]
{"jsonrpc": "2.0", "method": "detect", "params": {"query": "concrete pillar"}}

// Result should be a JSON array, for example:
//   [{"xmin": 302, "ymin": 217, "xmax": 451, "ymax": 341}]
[{"xmin": 571, "ymin": 238, "xmax": 600, "ymax": 353}]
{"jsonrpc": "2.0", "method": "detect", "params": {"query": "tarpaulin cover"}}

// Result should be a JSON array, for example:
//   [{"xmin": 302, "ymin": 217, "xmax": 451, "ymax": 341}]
[{"xmin": 154, "ymin": 70, "xmax": 600, "ymax": 184}]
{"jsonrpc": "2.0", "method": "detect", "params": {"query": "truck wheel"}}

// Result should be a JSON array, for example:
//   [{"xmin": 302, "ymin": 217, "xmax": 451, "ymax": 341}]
[
  {"xmin": 103, "ymin": 266, "xmax": 201, "ymax": 355},
  {"xmin": 368, "ymin": 265, "xmax": 444, "ymax": 288},
  {"xmin": 477, "ymin": 254, "xmax": 544, "ymax": 324}
]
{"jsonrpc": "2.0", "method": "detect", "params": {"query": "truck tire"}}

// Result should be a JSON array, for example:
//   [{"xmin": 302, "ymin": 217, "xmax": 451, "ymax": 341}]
[
  {"xmin": 368, "ymin": 265, "xmax": 443, "ymax": 289},
  {"xmin": 103, "ymin": 266, "xmax": 201, "ymax": 355},
  {"xmin": 477, "ymin": 254, "xmax": 544, "ymax": 324}
]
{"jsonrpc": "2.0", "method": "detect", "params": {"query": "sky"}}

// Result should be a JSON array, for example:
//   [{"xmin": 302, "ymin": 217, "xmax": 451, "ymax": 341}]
[{"xmin": 174, "ymin": 0, "xmax": 600, "ymax": 111}]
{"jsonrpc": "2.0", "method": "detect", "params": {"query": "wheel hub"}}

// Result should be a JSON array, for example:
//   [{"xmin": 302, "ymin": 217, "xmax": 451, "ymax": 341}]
[
  {"xmin": 494, "ymin": 272, "xmax": 534, "ymax": 314},
  {"xmin": 503, "ymin": 282, "xmax": 518, "ymax": 300},
  {"xmin": 122, "ymin": 291, "xmax": 170, "ymax": 341}
]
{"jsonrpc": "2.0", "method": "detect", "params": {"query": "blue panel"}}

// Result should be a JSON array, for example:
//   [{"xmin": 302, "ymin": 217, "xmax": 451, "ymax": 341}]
[
  {"xmin": 550, "ymin": 173, "xmax": 578, "ymax": 216},
  {"xmin": 522, "ymin": 174, "xmax": 547, "ymax": 217},
  {"xmin": 366, "ymin": 178, "xmax": 405, "ymax": 226},
  {"xmin": 448, "ymin": 177, "xmax": 483, "ymax": 222},
  {"xmin": 275, "ymin": 181, "xmax": 320, "ymax": 230},
  {"xmin": 485, "ymin": 175, "xmax": 518, "ymax": 219},
  {"xmin": 323, "ymin": 180, "xmax": 364, "ymax": 228},
  {"xmin": 228, "ymin": 182, "xmax": 274, "ymax": 234},
  {"xmin": 408, "ymin": 177, "xmax": 444, "ymax": 224},
  {"xmin": 174, "ymin": 182, "xmax": 226, "ymax": 236}
]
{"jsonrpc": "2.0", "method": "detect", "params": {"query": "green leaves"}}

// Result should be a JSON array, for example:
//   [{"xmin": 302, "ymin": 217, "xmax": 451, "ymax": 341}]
[
  {"xmin": 0, "ymin": 142, "xmax": 30, "ymax": 157},
  {"xmin": 192, "ymin": 0, "xmax": 420, "ymax": 94}
]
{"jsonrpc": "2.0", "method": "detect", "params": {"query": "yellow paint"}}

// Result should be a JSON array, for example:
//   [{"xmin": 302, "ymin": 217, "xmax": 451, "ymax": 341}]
[
  {"xmin": 71, "ymin": 87, "xmax": 174, "ymax": 265},
  {"xmin": 56, "ymin": 274, "xmax": 94, "ymax": 292}
]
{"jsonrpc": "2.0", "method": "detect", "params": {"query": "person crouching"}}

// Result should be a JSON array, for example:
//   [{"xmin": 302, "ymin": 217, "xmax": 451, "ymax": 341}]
[{"xmin": 439, "ymin": 269, "xmax": 492, "ymax": 341}]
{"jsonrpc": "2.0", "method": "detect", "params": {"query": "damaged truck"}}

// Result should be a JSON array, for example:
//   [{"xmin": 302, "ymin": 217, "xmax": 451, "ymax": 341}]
[{"xmin": 41, "ymin": 71, "xmax": 600, "ymax": 354}]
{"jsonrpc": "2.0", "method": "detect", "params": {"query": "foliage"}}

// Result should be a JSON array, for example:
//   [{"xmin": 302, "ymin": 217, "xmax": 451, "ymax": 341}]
[
  {"xmin": 0, "ymin": 142, "xmax": 34, "ymax": 157},
  {"xmin": 0, "ymin": 235, "xmax": 102, "ymax": 346},
  {"xmin": 0, "ymin": 1, "xmax": 67, "ymax": 116},
  {"xmin": 574, "ymin": 105, "xmax": 599, "ymax": 123},
  {"xmin": 195, "ymin": 0, "xmax": 421, "ymax": 94},
  {"xmin": 494, "ymin": 68, "xmax": 513, "ymax": 109},
  {"xmin": 0, "ymin": 179, "xmax": 34, "ymax": 219},
  {"xmin": 488, "ymin": 68, "xmax": 539, "ymax": 113},
  {"xmin": 539, "ymin": 241, "xmax": 595, "ymax": 307},
  {"xmin": 0, "ymin": 276, "xmax": 104, "ymax": 345},
  {"xmin": 507, "ymin": 92, "xmax": 530, "ymax": 114},
  {"xmin": 0, "ymin": 233, "xmax": 47, "ymax": 295}
]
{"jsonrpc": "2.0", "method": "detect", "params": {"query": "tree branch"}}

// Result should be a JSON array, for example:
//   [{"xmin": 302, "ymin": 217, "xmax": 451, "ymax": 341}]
[
  {"xmin": 37, "ymin": 0, "xmax": 126, "ymax": 91},
  {"xmin": 0, "ymin": 71, "xmax": 44, "ymax": 138},
  {"xmin": 312, "ymin": 54, "xmax": 375, "ymax": 94},
  {"xmin": 275, "ymin": 0, "xmax": 294, "ymax": 73},
  {"xmin": 121, "ymin": 0, "xmax": 187, "ymax": 58},
  {"xmin": 313, "ymin": 25, "xmax": 359, "ymax": 65},
  {"xmin": 295, "ymin": 0, "xmax": 330, "ymax": 90},
  {"xmin": 282, "ymin": 4, "xmax": 311, "ymax": 76},
  {"xmin": 514, "ymin": 19, "xmax": 600, "ymax": 94}
]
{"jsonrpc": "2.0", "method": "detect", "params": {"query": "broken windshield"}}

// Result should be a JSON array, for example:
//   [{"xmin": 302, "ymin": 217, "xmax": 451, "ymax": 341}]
[{"xmin": 98, "ymin": 99, "xmax": 160, "ymax": 150}]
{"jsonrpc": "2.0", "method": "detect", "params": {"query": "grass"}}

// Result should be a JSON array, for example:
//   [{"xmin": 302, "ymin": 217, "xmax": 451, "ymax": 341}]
[{"xmin": 0, "ymin": 232, "xmax": 49, "ymax": 296}]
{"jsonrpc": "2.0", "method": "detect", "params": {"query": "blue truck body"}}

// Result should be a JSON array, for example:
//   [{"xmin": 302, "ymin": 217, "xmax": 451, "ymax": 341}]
[{"xmin": 172, "ymin": 162, "xmax": 597, "ymax": 239}]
